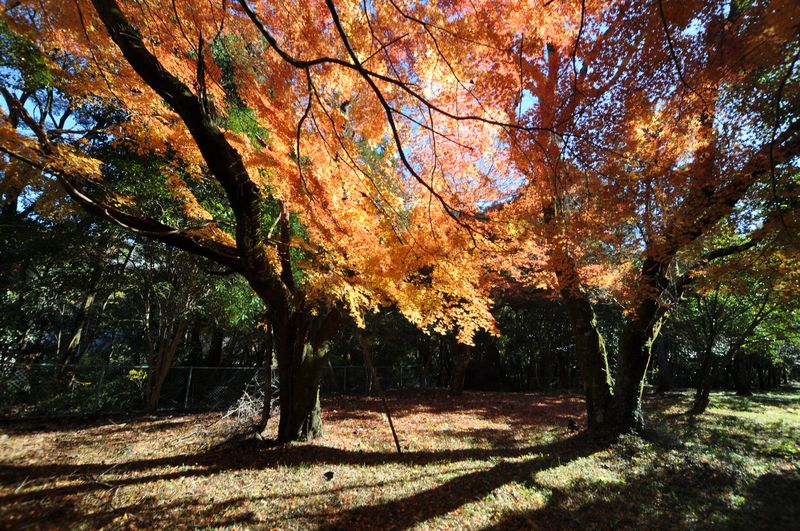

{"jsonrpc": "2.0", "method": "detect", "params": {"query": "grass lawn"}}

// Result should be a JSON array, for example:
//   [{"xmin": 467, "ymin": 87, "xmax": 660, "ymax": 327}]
[{"xmin": 1, "ymin": 388, "xmax": 798, "ymax": 530}]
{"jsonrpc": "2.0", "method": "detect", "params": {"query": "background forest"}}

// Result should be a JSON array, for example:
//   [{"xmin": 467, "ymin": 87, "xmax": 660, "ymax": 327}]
[{"xmin": 2, "ymin": 206, "xmax": 797, "ymax": 415}]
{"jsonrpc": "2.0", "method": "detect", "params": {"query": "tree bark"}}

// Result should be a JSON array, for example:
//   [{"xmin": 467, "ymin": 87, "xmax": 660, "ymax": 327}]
[
  {"xmin": 655, "ymin": 330, "xmax": 674, "ymax": 393},
  {"xmin": 272, "ymin": 308, "xmax": 341, "ymax": 443},
  {"xmin": 256, "ymin": 322, "xmax": 274, "ymax": 437},
  {"xmin": 60, "ymin": 287, "xmax": 99, "ymax": 367},
  {"xmin": 562, "ymin": 294, "xmax": 613, "ymax": 429},
  {"xmin": 419, "ymin": 336, "xmax": 432, "ymax": 389},
  {"xmin": 604, "ymin": 254, "xmax": 676, "ymax": 435}
]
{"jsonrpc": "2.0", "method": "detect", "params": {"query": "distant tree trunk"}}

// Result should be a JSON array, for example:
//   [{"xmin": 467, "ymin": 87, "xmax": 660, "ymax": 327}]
[
  {"xmin": 146, "ymin": 317, "xmax": 188, "ymax": 412},
  {"xmin": 557, "ymin": 349, "xmax": 571, "ymax": 389},
  {"xmin": 655, "ymin": 331, "xmax": 674, "ymax": 393},
  {"xmin": 449, "ymin": 343, "xmax": 471, "ymax": 395},
  {"xmin": 756, "ymin": 358, "xmax": 767, "ymax": 390},
  {"xmin": 206, "ymin": 326, "xmax": 224, "ymax": 366},
  {"xmin": 419, "ymin": 337, "xmax": 432, "ymax": 388},
  {"xmin": 692, "ymin": 303, "xmax": 768, "ymax": 414},
  {"xmin": 531, "ymin": 354, "xmax": 542, "ymax": 390},
  {"xmin": 768, "ymin": 365, "xmax": 780, "ymax": 388},
  {"xmin": 733, "ymin": 349, "xmax": 752, "ymax": 396},
  {"xmin": 187, "ymin": 324, "xmax": 203, "ymax": 366},
  {"xmin": 60, "ymin": 286, "xmax": 99, "ymax": 367},
  {"xmin": 690, "ymin": 346, "xmax": 715, "ymax": 415}
]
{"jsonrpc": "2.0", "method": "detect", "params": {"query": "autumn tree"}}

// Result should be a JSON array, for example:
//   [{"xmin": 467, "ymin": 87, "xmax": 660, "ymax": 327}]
[
  {"xmin": 450, "ymin": 0, "xmax": 800, "ymax": 433},
  {"xmin": 0, "ymin": 0, "xmax": 515, "ymax": 441}
]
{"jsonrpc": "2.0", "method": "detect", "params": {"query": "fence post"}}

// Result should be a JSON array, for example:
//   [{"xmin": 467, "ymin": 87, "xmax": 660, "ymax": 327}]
[
  {"xmin": 343, "ymin": 366, "xmax": 347, "ymax": 393},
  {"xmin": 399, "ymin": 366, "xmax": 403, "ymax": 389},
  {"xmin": 183, "ymin": 367, "xmax": 193, "ymax": 410}
]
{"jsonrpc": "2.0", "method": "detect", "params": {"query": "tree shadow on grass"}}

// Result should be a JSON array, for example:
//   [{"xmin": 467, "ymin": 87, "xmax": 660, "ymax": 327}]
[
  {"xmin": 483, "ymin": 448, "xmax": 798, "ymax": 530},
  {"xmin": 0, "ymin": 413, "xmax": 197, "ymax": 435},
  {"xmin": 299, "ymin": 433, "xmax": 609, "ymax": 530},
  {"xmin": 0, "ymin": 430, "xmax": 608, "ymax": 529},
  {"xmin": 711, "ymin": 390, "xmax": 800, "ymax": 412},
  {"xmin": 716, "ymin": 469, "xmax": 800, "ymax": 530}
]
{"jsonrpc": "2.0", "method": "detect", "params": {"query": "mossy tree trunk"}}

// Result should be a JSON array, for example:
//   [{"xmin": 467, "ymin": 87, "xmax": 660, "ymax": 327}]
[{"xmin": 562, "ymin": 294, "xmax": 614, "ymax": 430}]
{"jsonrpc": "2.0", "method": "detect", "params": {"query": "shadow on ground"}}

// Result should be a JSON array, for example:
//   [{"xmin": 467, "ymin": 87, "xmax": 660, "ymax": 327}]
[{"xmin": 1, "ymin": 389, "xmax": 797, "ymax": 529}]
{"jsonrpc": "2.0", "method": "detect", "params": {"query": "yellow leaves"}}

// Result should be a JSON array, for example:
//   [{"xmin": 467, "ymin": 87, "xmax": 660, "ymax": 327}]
[
  {"xmin": 165, "ymin": 175, "xmax": 213, "ymax": 221},
  {"xmin": 264, "ymin": 246, "xmax": 283, "ymax": 277},
  {"xmin": 188, "ymin": 224, "xmax": 237, "ymax": 248},
  {"xmin": 47, "ymin": 145, "xmax": 103, "ymax": 181},
  {"xmin": 107, "ymin": 193, "xmax": 135, "ymax": 207}
]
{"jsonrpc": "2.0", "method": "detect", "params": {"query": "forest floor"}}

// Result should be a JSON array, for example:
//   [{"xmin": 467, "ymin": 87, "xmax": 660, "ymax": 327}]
[{"xmin": 0, "ymin": 388, "xmax": 798, "ymax": 530}]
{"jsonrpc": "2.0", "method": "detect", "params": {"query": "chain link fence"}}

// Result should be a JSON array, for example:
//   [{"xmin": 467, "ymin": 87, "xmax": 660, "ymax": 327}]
[{"xmin": 0, "ymin": 363, "xmax": 433, "ymax": 419}]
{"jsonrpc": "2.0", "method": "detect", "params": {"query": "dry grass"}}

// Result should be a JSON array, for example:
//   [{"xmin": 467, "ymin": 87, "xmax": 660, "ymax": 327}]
[{"xmin": 0, "ymin": 389, "xmax": 797, "ymax": 530}]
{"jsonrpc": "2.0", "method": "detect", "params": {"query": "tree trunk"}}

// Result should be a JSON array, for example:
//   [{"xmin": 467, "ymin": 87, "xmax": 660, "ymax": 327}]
[
  {"xmin": 276, "ymin": 342, "xmax": 325, "ymax": 442},
  {"xmin": 757, "ymin": 359, "xmax": 766, "ymax": 390},
  {"xmin": 272, "ymin": 308, "xmax": 341, "ymax": 443},
  {"xmin": 562, "ymin": 295, "xmax": 613, "ymax": 429},
  {"xmin": 419, "ymin": 337, "xmax": 432, "ymax": 389},
  {"xmin": 256, "ymin": 322, "xmax": 274, "ymax": 437},
  {"xmin": 690, "ymin": 347, "xmax": 715, "ymax": 415},
  {"xmin": 60, "ymin": 289, "xmax": 98, "ymax": 367},
  {"xmin": 449, "ymin": 343, "xmax": 471, "ymax": 395},
  {"xmin": 655, "ymin": 331, "xmax": 674, "ymax": 393},
  {"xmin": 146, "ymin": 317, "xmax": 188, "ymax": 412},
  {"xmin": 611, "ymin": 292, "xmax": 667, "ymax": 434},
  {"xmin": 206, "ymin": 326, "xmax": 224, "ymax": 366},
  {"xmin": 733, "ymin": 349, "xmax": 752, "ymax": 396}
]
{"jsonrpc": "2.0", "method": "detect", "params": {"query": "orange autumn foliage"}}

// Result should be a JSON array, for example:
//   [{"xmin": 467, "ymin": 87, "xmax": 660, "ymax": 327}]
[{"xmin": 1, "ymin": 0, "xmax": 798, "ymax": 342}]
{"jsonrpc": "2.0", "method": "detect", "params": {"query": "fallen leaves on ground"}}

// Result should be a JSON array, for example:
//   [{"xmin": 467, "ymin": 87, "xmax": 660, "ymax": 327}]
[{"xmin": 0, "ymin": 389, "xmax": 798, "ymax": 530}]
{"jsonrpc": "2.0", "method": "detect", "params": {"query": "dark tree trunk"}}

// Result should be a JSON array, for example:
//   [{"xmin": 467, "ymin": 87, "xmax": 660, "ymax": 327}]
[
  {"xmin": 419, "ymin": 336, "xmax": 432, "ymax": 388},
  {"xmin": 272, "ymin": 308, "xmax": 341, "ymax": 443},
  {"xmin": 557, "ymin": 349, "xmax": 571, "ymax": 389},
  {"xmin": 256, "ymin": 322, "xmax": 274, "ymax": 437},
  {"xmin": 655, "ymin": 331, "xmax": 674, "ymax": 393},
  {"xmin": 611, "ymin": 292, "xmax": 667, "ymax": 434},
  {"xmin": 690, "ymin": 347, "xmax": 715, "ymax": 415},
  {"xmin": 733, "ymin": 349, "xmax": 752, "ymax": 396},
  {"xmin": 60, "ymin": 286, "xmax": 99, "ymax": 367},
  {"xmin": 449, "ymin": 343, "xmax": 471, "ymax": 395},
  {"xmin": 275, "ymin": 341, "xmax": 324, "ymax": 442},
  {"xmin": 562, "ymin": 295, "xmax": 613, "ymax": 430},
  {"xmin": 187, "ymin": 324, "xmax": 203, "ymax": 366},
  {"xmin": 206, "ymin": 326, "xmax": 224, "ymax": 366}
]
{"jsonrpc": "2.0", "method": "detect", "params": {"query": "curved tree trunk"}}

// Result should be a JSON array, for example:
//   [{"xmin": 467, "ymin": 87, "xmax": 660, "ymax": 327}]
[{"xmin": 146, "ymin": 317, "xmax": 188, "ymax": 412}]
